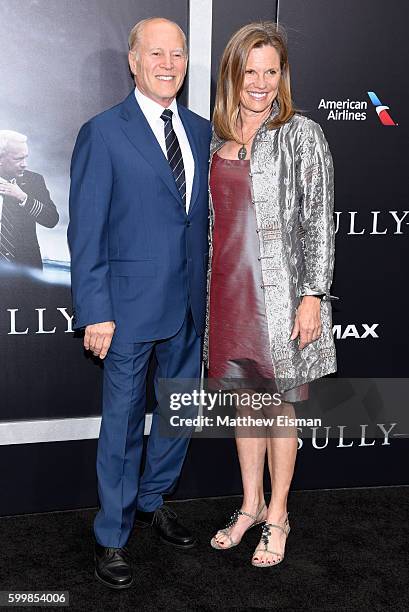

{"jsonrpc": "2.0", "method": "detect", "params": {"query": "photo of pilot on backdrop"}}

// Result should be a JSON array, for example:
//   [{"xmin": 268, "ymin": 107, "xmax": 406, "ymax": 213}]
[{"xmin": 0, "ymin": 130, "xmax": 59, "ymax": 270}]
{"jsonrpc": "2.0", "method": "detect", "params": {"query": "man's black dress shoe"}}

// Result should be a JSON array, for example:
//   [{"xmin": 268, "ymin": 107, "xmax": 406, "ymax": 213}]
[
  {"xmin": 94, "ymin": 541, "xmax": 133, "ymax": 590},
  {"xmin": 134, "ymin": 505, "xmax": 197, "ymax": 548}
]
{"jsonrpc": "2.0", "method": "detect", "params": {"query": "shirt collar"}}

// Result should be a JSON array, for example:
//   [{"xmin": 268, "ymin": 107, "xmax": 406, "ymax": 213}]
[{"xmin": 134, "ymin": 86, "xmax": 179, "ymax": 123}]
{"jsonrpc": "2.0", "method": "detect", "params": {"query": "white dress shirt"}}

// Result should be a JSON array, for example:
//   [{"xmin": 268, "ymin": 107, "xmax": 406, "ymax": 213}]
[{"xmin": 134, "ymin": 87, "xmax": 195, "ymax": 213}]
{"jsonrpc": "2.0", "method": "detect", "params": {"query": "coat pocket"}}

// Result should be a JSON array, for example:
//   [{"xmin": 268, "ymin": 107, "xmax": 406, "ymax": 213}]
[{"xmin": 110, "ymin": 259, "xmax": 157, "ymax": 277}]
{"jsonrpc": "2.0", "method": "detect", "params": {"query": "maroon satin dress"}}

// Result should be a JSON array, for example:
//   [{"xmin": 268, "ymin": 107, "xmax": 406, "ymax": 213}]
[{"xmin": 208, "ymin": 151, "xmax": 308, "ymax": 401}]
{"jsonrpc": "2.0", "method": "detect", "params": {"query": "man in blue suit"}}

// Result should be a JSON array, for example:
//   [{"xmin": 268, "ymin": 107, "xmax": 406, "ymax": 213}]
[{"xmin": 68, "ymin": 17, "xmax": 211, "ymax": 589}]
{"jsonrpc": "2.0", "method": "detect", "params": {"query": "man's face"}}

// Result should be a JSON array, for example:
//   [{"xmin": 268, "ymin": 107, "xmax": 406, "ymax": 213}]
[
  {"xmin": 0, "ymin": 141, "xmax": 28, "ymax": 179},
  {"xmin": 128, "ymin": 20, "xmax": 188, "ymax": 107}
]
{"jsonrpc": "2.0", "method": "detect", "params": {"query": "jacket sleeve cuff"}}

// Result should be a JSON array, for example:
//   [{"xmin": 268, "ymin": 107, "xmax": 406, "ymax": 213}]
[
  {"xmin": 73, "ymin": 309, "xmax": 115, "ymax": 330},
  {"xmin": 300, "ymin": 285, "xmax": 339, "ymax": 301}
]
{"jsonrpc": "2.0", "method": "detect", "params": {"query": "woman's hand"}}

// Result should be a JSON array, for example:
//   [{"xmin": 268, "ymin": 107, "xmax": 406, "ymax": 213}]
[{"xmin": 290, "ymin": 296, "xmax": 322, "ymax": 350}]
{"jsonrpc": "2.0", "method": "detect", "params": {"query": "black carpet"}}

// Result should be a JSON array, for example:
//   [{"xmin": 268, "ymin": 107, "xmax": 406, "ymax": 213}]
[{"xmin": 0, "ymin": 487, "xmax": 408, "ymax": 611}]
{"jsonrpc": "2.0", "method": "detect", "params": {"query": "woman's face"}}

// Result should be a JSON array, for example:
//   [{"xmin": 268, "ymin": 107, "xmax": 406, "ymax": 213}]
[{"xmin": 240, "ymin": 44, "xmax": 281, "ymax": 115}]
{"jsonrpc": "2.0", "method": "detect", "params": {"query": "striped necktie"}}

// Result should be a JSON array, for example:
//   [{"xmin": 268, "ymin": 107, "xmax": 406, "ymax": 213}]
[{"xmin": 160, "ymin": 109, "xmax": 186, "ymax": 206}]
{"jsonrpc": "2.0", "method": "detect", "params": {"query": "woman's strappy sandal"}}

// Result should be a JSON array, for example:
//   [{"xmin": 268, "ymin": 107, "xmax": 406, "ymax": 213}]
[
  {"xmin": 251, "ymin": 513, "xmax": 290, "ymax": 567},
  {"xmin": 210, "ymin": 503, "xmax": 266, "ymax": 550}
]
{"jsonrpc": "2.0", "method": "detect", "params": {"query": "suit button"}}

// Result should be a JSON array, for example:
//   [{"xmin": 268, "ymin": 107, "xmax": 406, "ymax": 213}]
[{"xmin": 186, "ymin": 221, "xmax": 191, "ymax": 227}]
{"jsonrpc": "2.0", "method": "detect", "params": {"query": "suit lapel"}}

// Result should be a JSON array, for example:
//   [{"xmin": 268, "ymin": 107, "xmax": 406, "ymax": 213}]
[
  {"xmin": 119, "ymin": 92, "xmax": 183, "ymax": 207},
  {"xmin": 178, "ymin": 105, "xmax": 201, "ymax": 214}
]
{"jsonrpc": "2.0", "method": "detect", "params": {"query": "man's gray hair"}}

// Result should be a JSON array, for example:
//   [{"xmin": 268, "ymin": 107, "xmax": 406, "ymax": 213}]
[
  {"xmin": 128, "ymin": 17, "xmax": 188, "ymax": 56},
  {"xmin": 0, "ymin": 130, "xmax": 27, "ymax": 157}
]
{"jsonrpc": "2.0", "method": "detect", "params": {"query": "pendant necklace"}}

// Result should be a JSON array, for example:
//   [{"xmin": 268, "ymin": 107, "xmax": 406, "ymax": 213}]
[{"xmin": 237, "ymin": 123, "xmax": 262, "ymax": 160}]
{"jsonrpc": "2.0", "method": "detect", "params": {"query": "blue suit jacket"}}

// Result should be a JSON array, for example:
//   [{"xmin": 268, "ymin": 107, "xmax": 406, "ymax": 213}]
[{"xmin": 68, "ymin": 92, "xmax": 211, "ymax": 341}]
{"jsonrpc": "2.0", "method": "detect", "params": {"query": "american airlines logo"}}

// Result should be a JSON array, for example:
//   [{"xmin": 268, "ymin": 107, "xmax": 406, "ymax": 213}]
[
  {"xmin": 332, "ymin": 324, "xmax": 379, "ymax": 340},
  {"xmin": 318, "ymin": 91, "xmax": 397, "ymax": 124}
]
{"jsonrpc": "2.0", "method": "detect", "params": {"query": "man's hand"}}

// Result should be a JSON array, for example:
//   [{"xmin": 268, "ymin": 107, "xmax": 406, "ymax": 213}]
[
  {"xmin": 290, "ymin": 296, "xmax": 322, "ymax": 350},
  {"xmin": 84, "ymin": 321, "xmax": 115, "ymax": 359},
  {"xmin": 0, "ymin": 178, "xmax": 27, "ymax": 203}
]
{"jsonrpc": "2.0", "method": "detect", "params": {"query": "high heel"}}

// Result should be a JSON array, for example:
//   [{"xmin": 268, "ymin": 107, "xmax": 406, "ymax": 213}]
[
  {"xmin": 210, "ymin": 503, "xmax": 266, "ymax": 550},
  {"xmin": 251, "ymin": 513, "xmax": 290, "ymax": 567}
]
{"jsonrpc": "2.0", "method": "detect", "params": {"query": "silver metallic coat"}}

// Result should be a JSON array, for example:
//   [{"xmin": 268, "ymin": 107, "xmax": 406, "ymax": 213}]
[{"xmin": 203, "ymin": 108, "xmax": 337, "ymax": 393}]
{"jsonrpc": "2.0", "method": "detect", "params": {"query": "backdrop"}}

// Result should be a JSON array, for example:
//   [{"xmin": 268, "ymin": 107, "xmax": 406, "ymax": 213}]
[{"xmin": 0, "ymin": 0, "xmax": 407, "ymax": 515}]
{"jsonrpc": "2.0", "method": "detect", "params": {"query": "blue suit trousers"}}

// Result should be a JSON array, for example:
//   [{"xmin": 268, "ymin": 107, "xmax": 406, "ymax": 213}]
[{"xmin": 94, "ymin": 303, "xmax": 201, "ymax": 548}]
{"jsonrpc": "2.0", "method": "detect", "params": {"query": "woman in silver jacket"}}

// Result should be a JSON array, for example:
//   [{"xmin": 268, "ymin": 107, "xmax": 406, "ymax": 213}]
[{"xmin": 206, "ymin": 22, "xmax": 337, "ymax": 566}]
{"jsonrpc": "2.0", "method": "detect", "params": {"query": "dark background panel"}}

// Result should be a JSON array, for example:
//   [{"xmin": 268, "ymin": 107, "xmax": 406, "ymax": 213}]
[
  {"xmin": 278, "ymin": 0, "xmax": 407, "ymax": 123},
  {"xmin": 0, "ymin": 274, "xmax": 155, "ymax": 421},
  {"xmin": 278, "ymin": 0, "xmax": 409, "ymax": 378},
  {"xmin": 1, "ymin": 437, "xmax": 407, "ymax": 516},
  {"xmin": 0, "ymin": 276, "xmax": 103, "ymax": 420}
]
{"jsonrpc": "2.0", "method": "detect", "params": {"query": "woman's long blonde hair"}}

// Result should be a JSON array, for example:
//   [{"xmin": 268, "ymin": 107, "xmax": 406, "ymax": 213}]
[{"xmin": 213, "ymin": 22, "xmax": 295, "ymax": 142}]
